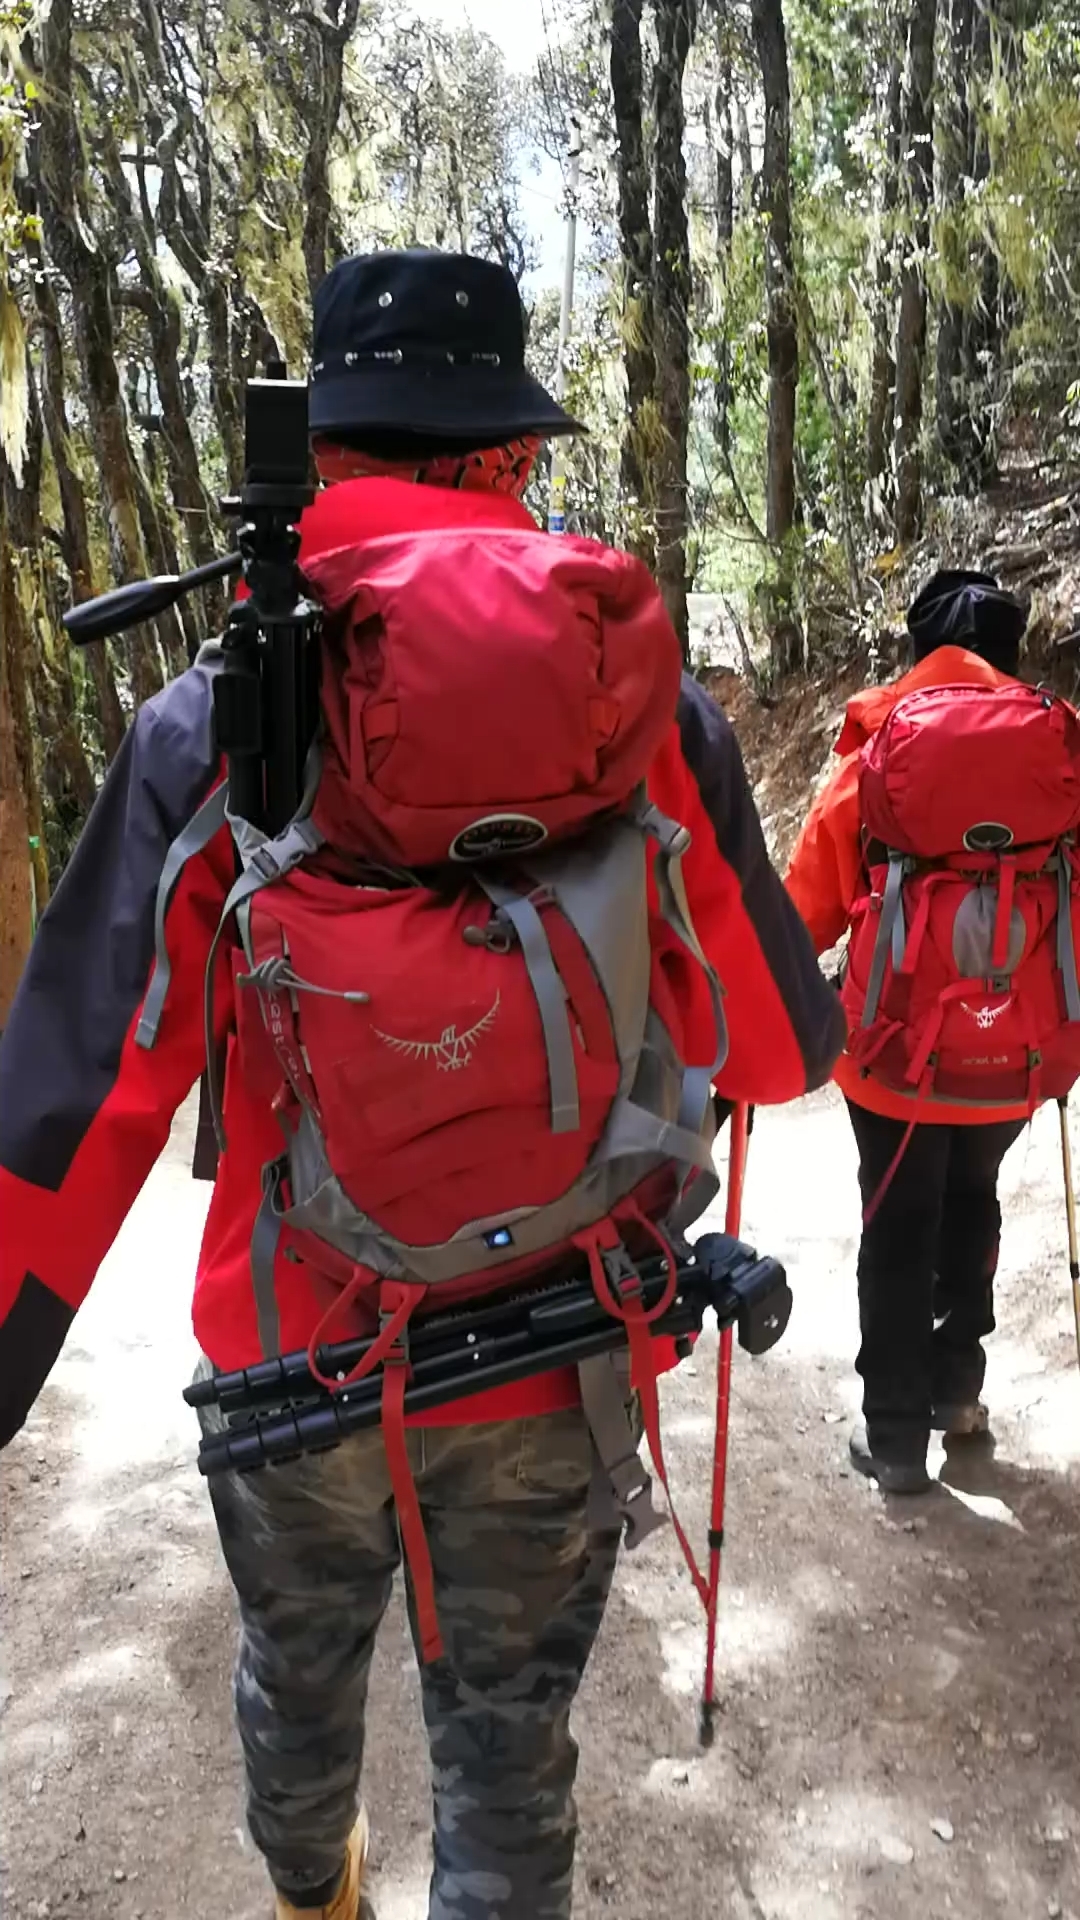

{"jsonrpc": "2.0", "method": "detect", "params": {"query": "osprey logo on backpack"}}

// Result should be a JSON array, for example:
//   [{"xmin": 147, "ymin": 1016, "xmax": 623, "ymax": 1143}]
[
  {"xmin": 961, "ymin": 999, "xmax": 1011, "ymax": 1031},
  {"xmin": 448, "ymin": 815, "xmax": 549, "ymax": 862},
  {"xmin": 373, "ymin": 993, "xmax": 501, "ymax": 1071}
]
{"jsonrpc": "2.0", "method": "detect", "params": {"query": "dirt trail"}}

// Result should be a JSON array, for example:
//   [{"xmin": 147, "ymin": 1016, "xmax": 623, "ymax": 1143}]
[{"xmin": 2, "ymin": 1087, "xmax": 1079, "ymax": 1920}]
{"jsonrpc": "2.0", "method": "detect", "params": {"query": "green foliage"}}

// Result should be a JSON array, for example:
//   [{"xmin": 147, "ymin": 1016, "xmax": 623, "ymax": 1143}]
[
  {"xmin": 8, "ymin": 0, "xmax": 1080, "ymax": 913},
  {"xmin": 0, "ymin": 0, "xmax": 36, "ymax": 483}
]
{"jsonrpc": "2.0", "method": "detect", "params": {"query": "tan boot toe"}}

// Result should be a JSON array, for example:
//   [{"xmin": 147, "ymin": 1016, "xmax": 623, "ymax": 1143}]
[{"xmin": 273, "ymin": 1809, "xmax": 370, "ymax": 1920}]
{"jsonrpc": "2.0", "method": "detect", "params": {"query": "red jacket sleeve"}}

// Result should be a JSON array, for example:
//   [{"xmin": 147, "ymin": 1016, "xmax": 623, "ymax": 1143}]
[
  {"xmin": 650, "ymin": 678, "xmax": 846, "ymax": 1104},
  {"xmin": 783, "ymin": 751, "xmax": 864, "ymax": 955},
  {"xmin": 0, "ymin": 664, "xmax": 234, "ymax": 1448}
]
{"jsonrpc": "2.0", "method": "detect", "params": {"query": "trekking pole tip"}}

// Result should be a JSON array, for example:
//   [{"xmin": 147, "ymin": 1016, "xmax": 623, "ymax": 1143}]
[{"xmin": 698, "ymin": 1699, "xmax": 717, "ymax": 1749}]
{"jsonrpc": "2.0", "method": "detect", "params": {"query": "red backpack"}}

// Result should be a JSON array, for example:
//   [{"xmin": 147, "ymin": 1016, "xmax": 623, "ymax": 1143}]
[
  {"xmin": 843, "ymin": 682, "xmax": 1080, "ymax": 1170},
  {"xmin": 140, "ymin": 525, "xmax": 725, "ymax": 1657}
]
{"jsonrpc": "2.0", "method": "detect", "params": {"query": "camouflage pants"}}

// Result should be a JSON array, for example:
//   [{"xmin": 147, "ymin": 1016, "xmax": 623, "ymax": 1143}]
[{"xmin": 198, "ymin": 1389, "xmax": 620, "ymax": 1919}]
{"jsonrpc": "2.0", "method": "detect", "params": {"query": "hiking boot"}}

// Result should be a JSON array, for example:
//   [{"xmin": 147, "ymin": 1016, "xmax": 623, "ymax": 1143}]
[
  {"xmin": 931, "ymin": 1399, "xmax": 990, "ymax": 1438},
  {"xmin": 273, "ymin": 1811, "xmax": 369, "ymax": 1920},
  {"xmin": 848, "ymin": 1423, "xmax": 932, "ymax": 1495}
]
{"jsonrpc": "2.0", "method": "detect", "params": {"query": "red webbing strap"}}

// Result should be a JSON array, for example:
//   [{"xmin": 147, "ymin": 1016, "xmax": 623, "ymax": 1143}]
[
  {"xmin": 582, "ymin": 1213, "xmax": 679, "ymax": 1326},
  {"xmin": 991, "ymin": 856, "xmax": 1017, "ymax": 974},
  {"xmin": 306, "ymin": 1276, "xmax": 417, "ymax": 1390},
  {"xmin": 381, "ymin": 1334, "xmax": 443, "ymax": 1664},
  {"xmin": 904, "ymin": 995, "xmax": 948, "ymax": 1088},
  {"xmin": 862, "ymin": 1109, "xmax": 920, "ymax": 1227},
  {"xmin": 863, "ymin": 1060, "xmax": 937, "ymax": 1227},
  {"xmin": 898, "ymin": 871, "xmax": 953, "ymax": 977},
  {"xmin": 854, "ymin": 1015, "xmax": 906, "ymax": 1070},
  {"xmin": 577, "ymin": 1220, "xmax": 709, "ymax": 1611}
]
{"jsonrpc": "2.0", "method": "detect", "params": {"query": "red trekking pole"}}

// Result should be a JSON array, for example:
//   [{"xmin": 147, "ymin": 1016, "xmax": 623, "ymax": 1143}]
[{"xmin": 699, "ymin": 1100, "xmax": 751, "ymax": 1748}]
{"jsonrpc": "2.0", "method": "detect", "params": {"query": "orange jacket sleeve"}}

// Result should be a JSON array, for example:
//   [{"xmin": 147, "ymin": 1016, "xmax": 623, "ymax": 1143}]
[{"xmin": 783, "ymin": 751, "xmax": 864, "ymax": 956}]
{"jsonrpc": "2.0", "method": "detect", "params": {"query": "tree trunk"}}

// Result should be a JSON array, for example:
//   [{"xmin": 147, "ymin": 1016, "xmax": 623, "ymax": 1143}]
[
  {"xmin": 3, "ymin": 370, "xmax": 95, "ymax": 868},
  {"xmin": 134, "ymin": 0, "xmax": 246, "ymax": 485},
  {"xmin": 19, "ymin": 182, "xmax": 125, "ymax": 757},
  {"xmin": 866, "ymin": 44, "xmax": 903, "ymax": 514},
  {"xmin": 156, "ymin": 143, "xmax": 244, "ymax": 485},
  {"xmin": 0, "ymin": 604, "xmax": 34, "ymax": 1026},
  {"xmin": 0, "ymin": 485, "xmax": 38, "ymax": 1026},
  {"xmin": 961, "ymin": 0, "xmax": 999, "ymax": 488},
  {"xmin": 735, "ymin": 95, "xmax": 754, "ymax": 215},
  {"xmin": 130, "ymin": 444, "xmax": 192, "ymax": 674},
  {"xmin": 97, "ymin": 107, "xmax": 225, "ymax": 646},
  {"xmin": 935, "ymin": 0, "xmax": 975, "ymax": 476},
  {"xmin": 33, "ymin": 0, "xmax": 164, "ymax": 705},
  {"xmin": 750, "ymin": 0, "xmax": 800, "ymax": 676},
  {"xmin": 712, "ymin": 49, "xmax": 735, "ymax": 461},
  {"xmin": 610, "ymin": 0, "xmax": 656, "ymax": 562},
  {"xmin": 751, "ymin": 0, "xmax": 797, "ymax": 545},
  {"xmin": 130, "ymin": 283, "xmax": 225, "ymax": 632},
  {"xmin": 651, "ymin": 0, "xmax": 696, "ymax": 659},
  {"xmin": 893, "ymin": 0, "xmax": 937, "ymax": 544},
  {"xmin": 296, "ymin": 0, "xmax": 361, "ymax": 294}
]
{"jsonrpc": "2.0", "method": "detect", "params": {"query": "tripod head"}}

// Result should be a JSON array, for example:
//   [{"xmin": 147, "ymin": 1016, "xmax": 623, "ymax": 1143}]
[{"xmin": 63, "ymin": 369, "xmax": 321, "ymax": 835}]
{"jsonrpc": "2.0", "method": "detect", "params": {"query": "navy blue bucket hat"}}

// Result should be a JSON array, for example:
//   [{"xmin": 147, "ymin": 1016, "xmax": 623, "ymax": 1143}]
[{"xmin": 309, "ymin": 250, "xmax": 583, "ymax": 444}]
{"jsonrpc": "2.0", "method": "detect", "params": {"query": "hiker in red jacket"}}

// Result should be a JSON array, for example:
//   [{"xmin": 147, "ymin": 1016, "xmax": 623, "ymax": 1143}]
[
  {"xmin": 786, "ymin": 571, "xmax": 1035, "ymax": 1496},
  {"xmin": 0, "ymin": 252, "xmax": 843, "ymax": 1920}
]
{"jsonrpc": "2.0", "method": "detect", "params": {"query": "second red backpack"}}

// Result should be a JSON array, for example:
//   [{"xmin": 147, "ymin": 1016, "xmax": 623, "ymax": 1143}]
[{"xmin": 842, "ymin": 681, "xmax": 1080, "ymax": 1114}]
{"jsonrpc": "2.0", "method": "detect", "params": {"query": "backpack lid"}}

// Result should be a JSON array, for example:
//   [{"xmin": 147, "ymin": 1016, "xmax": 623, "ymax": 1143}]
[
  {"xmin": 302, "ymin": 524, "xmax": 683, "ymax": 866},
  {"xmin": 859, "ymin": 681, "xmax": 1080, "ymax": 858}
]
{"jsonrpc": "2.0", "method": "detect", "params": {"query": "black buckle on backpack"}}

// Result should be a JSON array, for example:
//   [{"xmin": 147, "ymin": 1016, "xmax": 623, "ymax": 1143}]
[
  {"xmin": 599, "ymin": 1243, "xmax": 644, "ymax": 1304},
  {"xmin": 379, "ymin": 1306, "xmax": 411, "ymax": 1373}
]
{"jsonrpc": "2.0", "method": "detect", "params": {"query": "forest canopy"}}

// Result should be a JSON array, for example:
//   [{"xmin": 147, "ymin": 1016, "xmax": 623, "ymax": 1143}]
[{"xmin": 2, "ymin": 0, "xmax": 1079, "ymax": 1019}]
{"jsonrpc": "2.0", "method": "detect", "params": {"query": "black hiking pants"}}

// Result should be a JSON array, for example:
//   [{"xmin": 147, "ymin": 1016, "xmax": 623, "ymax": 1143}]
[{"xmin": 845, "ymin": 1100, "xmax": 1026, "ymax": 1460}]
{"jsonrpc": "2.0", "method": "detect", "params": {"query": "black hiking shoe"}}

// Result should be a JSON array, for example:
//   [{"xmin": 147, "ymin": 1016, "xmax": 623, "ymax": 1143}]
[
  {"xmin": 848, "ymin": 1423, "xmax": 932, "ymax": 1495},
  {"xmin": 931, "ymin": 1399, "xmax": 990, "ymax": 1438}
]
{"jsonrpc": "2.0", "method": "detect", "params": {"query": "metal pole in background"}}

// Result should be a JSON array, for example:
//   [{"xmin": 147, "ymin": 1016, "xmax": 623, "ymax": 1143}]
[{"xmin": 547, "ymin": 121, "xmax": 582, "ymax": 535}]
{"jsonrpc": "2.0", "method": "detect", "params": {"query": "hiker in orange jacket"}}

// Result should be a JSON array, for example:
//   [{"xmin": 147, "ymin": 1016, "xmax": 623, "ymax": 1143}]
[{"xmin": 786, "ymin": 571, "xmax": 1031, "ymax": 1493}]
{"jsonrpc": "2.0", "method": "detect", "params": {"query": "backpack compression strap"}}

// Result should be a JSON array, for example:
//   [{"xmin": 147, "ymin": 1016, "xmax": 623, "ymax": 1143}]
[
  {"xmin": 576, "ymin": 1213, "xmax": 710, "ymax": 1608},
  {"xmin": 861, "ymin": 852, "xmax": 908, "ymax": 1031}
]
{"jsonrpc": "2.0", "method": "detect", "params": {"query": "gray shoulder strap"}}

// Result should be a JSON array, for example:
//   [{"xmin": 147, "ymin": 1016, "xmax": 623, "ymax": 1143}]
[
  {"xmin": 1057, "ymin": 849, "xmax": 1080, "ymax": 1023},
  {"xmin": 862, "ymin": 852, "xmax": 906, "ymax": 1030},
  {"xmin": 136, "ymin": 782, "xmax": 230, "ymax": 1051},
  {"xmin": 636, "ymin": 801, "xmax": 730, "ymax": 1125},
  {"xmin": 250, "ymin": 1160, "xmax": 285, "ymax": 1358},
  {"xmin": 480, "ymin": 878, "xmax": 581, "ymax": 1135}
]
